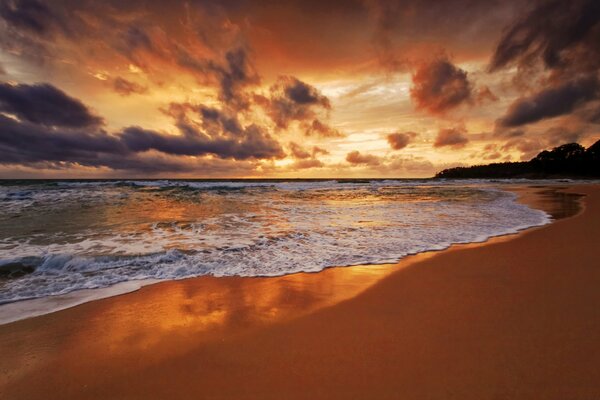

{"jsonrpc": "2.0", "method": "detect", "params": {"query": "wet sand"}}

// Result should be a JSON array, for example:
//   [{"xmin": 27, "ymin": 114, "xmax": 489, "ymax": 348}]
[{"xmin": 0, "ymin": 185, "xmax": 599, "ymax": 399}]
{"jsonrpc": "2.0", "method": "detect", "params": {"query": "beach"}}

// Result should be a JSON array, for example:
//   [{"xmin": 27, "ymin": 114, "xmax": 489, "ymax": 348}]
[{"xmin": 0, "ymin": 183, "xmax": 599, "ymax": 399}]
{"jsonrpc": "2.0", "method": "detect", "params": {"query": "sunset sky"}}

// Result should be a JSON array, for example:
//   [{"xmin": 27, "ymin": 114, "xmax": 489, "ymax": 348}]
[{"xmin": 0, "ymin": 0, "xmax": 599, "ymax": 178}]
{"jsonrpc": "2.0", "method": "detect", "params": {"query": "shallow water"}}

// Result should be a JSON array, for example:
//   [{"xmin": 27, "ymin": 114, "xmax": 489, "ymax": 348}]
[{"xmin": 0, "ymin": 179, "xmax": 554, "ymax": 303}]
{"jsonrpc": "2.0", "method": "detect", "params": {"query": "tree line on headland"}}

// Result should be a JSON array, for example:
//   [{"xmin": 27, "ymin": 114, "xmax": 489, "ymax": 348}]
[{"xmin": 435, "ymin": 140, "xmax": 600, "ymax": 179}]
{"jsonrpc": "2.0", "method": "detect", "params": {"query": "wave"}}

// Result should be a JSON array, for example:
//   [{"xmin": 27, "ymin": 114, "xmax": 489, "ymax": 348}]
[{"xmin": 0, "ymin": 186, "xmax": 551, "ymax": 304}]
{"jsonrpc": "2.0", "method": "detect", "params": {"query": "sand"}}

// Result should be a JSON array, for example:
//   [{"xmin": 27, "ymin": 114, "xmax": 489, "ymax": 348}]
[{"xmin": 0, "ymin": 185, "xmax": 599, "ymax": 399}]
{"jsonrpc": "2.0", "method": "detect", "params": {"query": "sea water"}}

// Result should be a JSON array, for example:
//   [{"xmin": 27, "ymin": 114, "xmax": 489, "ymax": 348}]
[{"xmin": 0, "ymin": 179, "xmax": 552, "ymax": 305}]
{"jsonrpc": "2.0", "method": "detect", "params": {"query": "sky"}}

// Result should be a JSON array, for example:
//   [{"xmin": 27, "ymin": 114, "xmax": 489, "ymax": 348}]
[{"xmin": 0, "ymin": 0, "xmax": 598, "ymax": 178}]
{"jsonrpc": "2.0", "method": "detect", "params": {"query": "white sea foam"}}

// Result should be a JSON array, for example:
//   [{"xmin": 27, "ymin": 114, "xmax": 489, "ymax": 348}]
[{"xmin": 0, "ymin": 180, "xmax": 556, "ymax": 314}]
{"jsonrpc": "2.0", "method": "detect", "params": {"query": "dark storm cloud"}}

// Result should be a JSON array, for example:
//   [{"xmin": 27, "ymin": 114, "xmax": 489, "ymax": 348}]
[
  {"xmin": 0, "ymin": 83, "xmax": 103, "ymax": 127},
  {"xmin": 410, "ymin": 56, "xmax": 472, "ymax": 114},
  {"xmin": 284, "ymin": 78, "xmax": 329, "ymax": 105},
  {"xmin": 199, "ymin": 107, "xmax": 244, "ymax": 136},
  {"xmin": 172, "ymin": 46, "xmax": 260, "ymax": 109},
  {"xmin": 113, "ymin": 77, "xmax": 148, "ymax": 96},
  {"xmin": 0, "ymin": 114, "xmax": 284, "ymax": 170},
  {"xmin": 264, "ymin": 76, "xmax": 342, "ymax": 137},
  {"xmin": 490, "ymin": 0, "xmax": 600, "ymax": 132},
  {"xmin": 162, "ymin": 102, "xmax": 247, "ymax": 138},
  {"xmin": 387, "ymin": 132, "xmax": 417, "ymax": 150},
  {"xmin": 129, "ymin": 100, "xmax": 285, "ymax": 160},
  {"xmin": 121, "ymin": 123, "xmax": 284, "ymax": 160},
  {"xmin": 0, "ymin": 0, "xmax": 68, "ymax": 36},
  {"xmin": 346, "ymin": 151, "xmax": 381, "ymax": 166},
  {"xmin": 206, "ymin": 48, "xmax": 260, "ymax": 108},
  {"xmin": 434, "ymin": 128, "xmax": 469, "ymax": 148},
  {"xmin": 0, "ymin": 114, "xmax": 125, "ymax": 164},
  {"xmin": 123, "ymin": 26, "xmax": 154, "ymax": 52},
  {"xmin": 266, "ymin": 76, "xmax": 331, "ymax": 129},
  {"xmin": 0, "ymin": 115, "xmax": 241, "ymax": 173},
  {"xmin": 0, "ymin": 83, "xmax": 286, "ymax": 172},
  {"xmin": 497, "ymin": 76, "xmax": 600, "ymax": 127},
  {"xmin": 0, "ymin": 1, "xmax": 260, "ymax": 109},
  {"xmin": 489, "ymin": 0, "xmax": 600, "ymax": 73}
]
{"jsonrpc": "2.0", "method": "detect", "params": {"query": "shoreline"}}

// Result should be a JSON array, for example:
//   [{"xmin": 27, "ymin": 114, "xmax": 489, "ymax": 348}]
[
  {"xmin": 0, "ymin": 184, "xmax": 576, "ymax": 325},
  {"xmin": 1, "ymin": 184, "xmax": 598, "ymax": 399}
]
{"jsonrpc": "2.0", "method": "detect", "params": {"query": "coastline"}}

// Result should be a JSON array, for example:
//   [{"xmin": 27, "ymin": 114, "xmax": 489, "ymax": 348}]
[
  {"xmin": 0, "ymin": 183, "xmax": 571, "ymax": 325},
  {"xmin": 0, "ymin": 184, "xmax": 598, "ymax": 399}
]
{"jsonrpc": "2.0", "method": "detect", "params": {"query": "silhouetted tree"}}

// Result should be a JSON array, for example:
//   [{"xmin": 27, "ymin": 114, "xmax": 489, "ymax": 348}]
[{"xmin": 435, "ymin": 140, "xmax": 600, "ymax": 179}]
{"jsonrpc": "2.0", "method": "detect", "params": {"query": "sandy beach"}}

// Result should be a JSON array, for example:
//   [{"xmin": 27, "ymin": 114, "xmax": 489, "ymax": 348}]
[{"xmin": 0, "ymin": 184, "xmax": 599, "ymax": 399}]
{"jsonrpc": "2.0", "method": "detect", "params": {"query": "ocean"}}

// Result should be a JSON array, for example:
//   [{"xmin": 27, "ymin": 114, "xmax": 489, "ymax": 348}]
[{"xmin": 0, "ymin": 179, "xmax": 552, "ymax": 305}]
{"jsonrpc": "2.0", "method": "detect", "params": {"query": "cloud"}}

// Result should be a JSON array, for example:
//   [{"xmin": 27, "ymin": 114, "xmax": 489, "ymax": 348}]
[
  {"xmin": 171, "ymin": 45, "xmax": 261, "ymax": 110},
  {"xmin": 113, "ymin": 77, "xmax": 148, "ymax": 96},
  {"xmin": 0, "ymin": 114, "xmax": 124, "ymax": 165},
  {"xmin": 263, "ymin": 76, "xmax": 342, "ymax": 137},
  {"xmin": 266, "ymin": 76, "xmax": 331, "ymax": 128},
  {"xmin": 476, "ymin": 86, "xmax": 498, "ymax": 103},
  {"xmin": 290, "ymin": 158, "xmax": 324, "ymax": 169},
  {"xmin": 500, "ymin": 137, "xmax": 544, "ymax": 160},
  {"xmin": 493, "ymin": 128, "xmax": 525, "ymax": 139},
  {"xmin": 342, "ymin": 150, "xmax": 438, "ymax": 176},
  {"xmin": 312, "ymin": 146, "xmax": 330, "ymax": 157},
  {"xmin": 122, "ymin": 26, "xmax": 154, "ymax": 53},
  {"xmin": 545, "ymin": 127, "xmax": 582, "ymax": 146},
  {"xmin": 387, "ymin": 131, "xmax": 417, "ymax": 150},
  {"xmin": 410, "ymin": 56, "xmax": 472, "ymax": 114},
  {"xmin": 577, "ymin": 101, "xmax": 600, "ymax": 123},
  {"xmin": 305, "ymin": 119, "xmax": 344, "ymax": 138},
  {"xmin": 490, "ymin": 0, "xmax": 600, "ymax": 131},
  {"xmin": 122, "ymin": 118, "xmax": 284, "ymax": 161},
  {"xmin": 494, "ymin": 125, "xmax": 590, "ymax": 161},
  {"xmin": 0, "ymin": 83, "xmax": 287, "ymax": 173},
  {"xmin": 362, "ymin": 0, "xmax": 521, "ymax": 72},
  {"xmin": 284, "ymin": 77, "xmax": 330, "ymax": 105},
  {"xmin": 289, "ymin": 142, "xmax": 329, "ymax": 160},
  {"xmin": 489, "ymin": 0, "xmax": 600, "ymax": 74},
  {"xmin": 497, "ymin": 76, "xmax": 600, "ymax": 127},
  {"xmin": 0, "ymin": 113, "xmax": 284, "ymax": 171},
  {"xmin": 211, "ymin": 48, "xmax": 260, "ymax": 109},
  {"xmin": 385, "ymin": 155, "xmax": 435, "ymax": 175},
  {"xmin": 346, "ymin": 151, "xmax": 381, "ymax": 166},
  {"xmin": 0, "ymin": 2, "xmax": 262, "ymax": 111},
  {"xmin": 0, "ymin": 82, "xmax": 103, "ymax": 127},
  {"xmin": 434, "ymin": 127, "xmax": 469, "ymax": 148},
  {"xmin": 287, "ymin": 142, "xmax": 328, "ymax": 169},
  {"xmin": 289, "ymin": 142, "xmax": 311, "ymax": 159},
  {"xmin": 0, "ymin": 0, "xmax": 68, "ymax": 36}
]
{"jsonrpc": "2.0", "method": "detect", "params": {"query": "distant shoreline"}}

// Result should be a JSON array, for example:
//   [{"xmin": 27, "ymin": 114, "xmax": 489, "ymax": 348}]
[{"xmin": 435, "ymin": 141, "xmax": 599, "ymax": 179}]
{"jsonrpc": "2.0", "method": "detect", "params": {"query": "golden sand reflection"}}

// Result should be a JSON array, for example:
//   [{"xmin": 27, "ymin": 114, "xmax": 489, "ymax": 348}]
[{"xmin": 64, "ymin": 259, "xmax": 437, "ymax": 362}]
